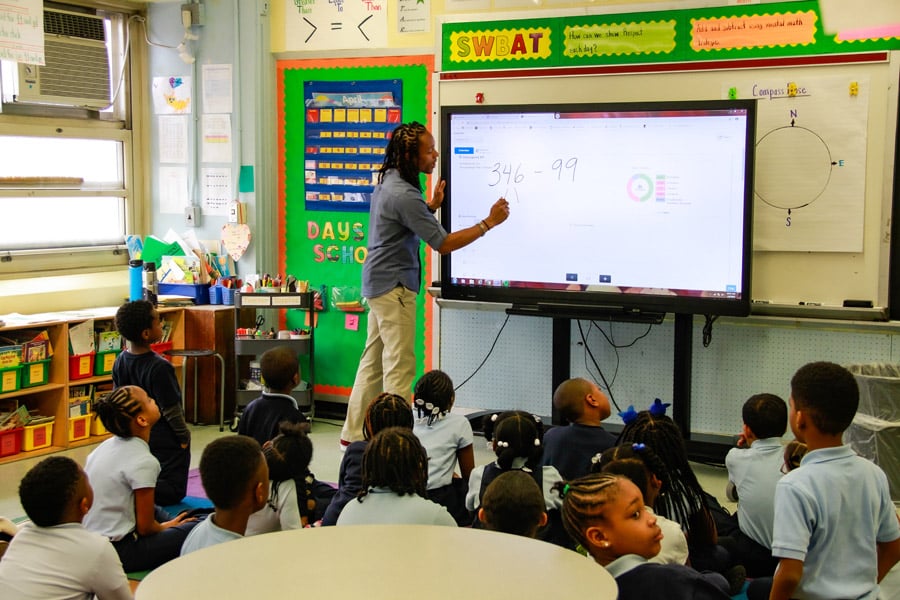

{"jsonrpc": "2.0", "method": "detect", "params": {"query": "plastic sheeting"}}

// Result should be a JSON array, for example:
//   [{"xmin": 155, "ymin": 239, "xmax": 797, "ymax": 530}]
[{"xmin": 845, "ymin": 363, "xmax": 900, "ymax": 501}]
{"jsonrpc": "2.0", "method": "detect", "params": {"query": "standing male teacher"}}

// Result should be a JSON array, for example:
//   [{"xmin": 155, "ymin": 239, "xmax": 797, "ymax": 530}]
[{"xmin": 340, "ymin": 121, "xmax": 510, "ymax": 446}]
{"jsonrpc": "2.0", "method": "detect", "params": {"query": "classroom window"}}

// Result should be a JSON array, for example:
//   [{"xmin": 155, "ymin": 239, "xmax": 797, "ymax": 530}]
[{"xmin": 0, "ymin": 1, "xmax": 142, "ymax": 275}]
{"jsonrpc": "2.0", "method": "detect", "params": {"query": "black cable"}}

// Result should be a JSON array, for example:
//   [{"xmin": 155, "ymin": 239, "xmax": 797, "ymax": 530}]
[
  {"xmin": 576, "ymin": 320, "xmax": 621, "ymax": 414},
  {"xmin": 582, "ymin": 321, "xmax": 620, "ymax": 390},
  {"xmin": 702, "ymin": 314, "xmax": 718, "ymax": 347},
  {"xmin": 454, "ymin": 313, "xmax": 511, "ymax": 392}
]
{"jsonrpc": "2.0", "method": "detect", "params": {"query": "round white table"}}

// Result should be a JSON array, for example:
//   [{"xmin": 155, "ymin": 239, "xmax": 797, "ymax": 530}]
[{"xmin": 136, "ymin": 524, "xmax": 618, "ymax": 599}]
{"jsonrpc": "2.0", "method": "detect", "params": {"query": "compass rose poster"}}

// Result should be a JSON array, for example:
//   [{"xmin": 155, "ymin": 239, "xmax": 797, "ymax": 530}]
[{"xmin": 726, "ymin": 75, "xmax": 869, "ymax": 252}]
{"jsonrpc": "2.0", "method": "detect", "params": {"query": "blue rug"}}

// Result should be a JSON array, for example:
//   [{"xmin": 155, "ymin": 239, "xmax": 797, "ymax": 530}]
[
  {"xmin": 731, "ymin": 580, "xmax": 750, "ymax": 600},
  {"xmin": 161, "ymin": 495, "xmax": 213, "ymax": 517}
]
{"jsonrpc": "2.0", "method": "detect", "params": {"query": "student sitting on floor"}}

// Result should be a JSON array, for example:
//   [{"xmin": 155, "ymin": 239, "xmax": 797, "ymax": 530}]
[
  {"xmin": 246, "ymin": 422, "xmax": 314, "ymax": 534},
  {"xmin": 558, "ymin": 473, "xmax": 730, "ymax": 600},
  {"xmin": 541, "ymin": 377, "xmax": 617, "ymax": 480},
  {"xmin": 181, "ymin": 435, "xmax": 269, "ymax": 555},
  {"xmin": 477, "ymin": 470, "xmax": 547, "ymax": 538},
  {"xmin": 719, "ymin": 393, "xmax": 787, "ymax": 577},
  {"xmin": 237, "ymin": 346, "xmax": 310, "ymax": 446},
  {"xmin": 83, "ymin": 385, "xmax": 198, "ymax": 572},
  {"xmin": 0, "ymin": 456, "xmax": 132, "ymax": 599},
  {"xmin": 596, "ymin": 443, "xmax": 689, "ymax": 566},
  {"xmin": 337, "ymin": 427, "xmax": 456, "ymax": 527},
  {"xmin": 321, "ymin": 393, "xmax": 413, "ymax": 526},
  {"xmin": 412, "ymin": 370, "xmax": 474, "ymax": 525},
  {"xmin": 113, "ymin": 300, "xmax": 191, "ymax": 506}
]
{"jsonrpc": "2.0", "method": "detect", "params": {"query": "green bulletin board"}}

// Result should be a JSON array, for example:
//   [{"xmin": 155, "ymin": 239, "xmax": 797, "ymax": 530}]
[{"xmin": 279, "ymin": 58, "xmax": 434, "ymax": 398}]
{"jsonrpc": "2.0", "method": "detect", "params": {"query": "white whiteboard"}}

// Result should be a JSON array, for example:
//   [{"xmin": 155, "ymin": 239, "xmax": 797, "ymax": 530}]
[{"xmin": 436, "ymin": 55, "xmax": 900, "ymax": 308}]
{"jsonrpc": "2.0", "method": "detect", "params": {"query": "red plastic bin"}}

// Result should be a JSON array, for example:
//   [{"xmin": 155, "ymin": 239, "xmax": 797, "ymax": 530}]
[
  {"xmin": 69, "ymin": 353, "xmax": 95, "ymax": 380},
  {"xmin": 0, "ymin": 427, "xmax": 22, "ymax": 458}
]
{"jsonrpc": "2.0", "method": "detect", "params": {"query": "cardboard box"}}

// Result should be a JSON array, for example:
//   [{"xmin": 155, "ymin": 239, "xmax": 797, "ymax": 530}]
[
  {"xmin": 69, "ymin": 353, "xmax": 95, "ymax": 380},
  {"xmin": 0, "ymin": 366, "xmax": 21, "ymax": 394},
  {"xmin": 23, "ymin": 422, "xmax": 53, "ymax": 451},
  {"xmin": 21, "ymin": 359, "xmax": 50, "ymax": 388},
  {"xmin": 68, "ymin": 414, "xmax": 91, "ymax": 441}
]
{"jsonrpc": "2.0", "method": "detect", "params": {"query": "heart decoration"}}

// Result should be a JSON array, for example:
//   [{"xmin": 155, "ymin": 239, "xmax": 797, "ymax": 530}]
[{"xmin": 221, "ymin": 223, "xmax": 251, "ymax": 262}]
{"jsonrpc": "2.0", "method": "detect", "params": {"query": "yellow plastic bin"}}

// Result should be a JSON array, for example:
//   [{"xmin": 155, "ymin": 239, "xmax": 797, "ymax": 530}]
[
  {"xmin": 22, "ymin": 359, "xmax": 51, "ymax": 388},
  {"xmin": 89, "ymin": 413, "xmax": 108, "ymax": 436},
  {"xmin": 68, "ymin": 414, "xmax": 91, "ymax": 441},
  {"xmin": 0, "ymin": 366, "xmax": 21, "ymax": 393},
  {"xmin": 23, "ymin": 422, "xmax": 53, "ymax": 451}
]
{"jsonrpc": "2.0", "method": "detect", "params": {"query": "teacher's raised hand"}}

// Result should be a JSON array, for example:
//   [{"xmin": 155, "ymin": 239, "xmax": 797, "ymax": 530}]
[{"xmin": 485, "ymin": 197, "xmax": 510, "ymax": 229}]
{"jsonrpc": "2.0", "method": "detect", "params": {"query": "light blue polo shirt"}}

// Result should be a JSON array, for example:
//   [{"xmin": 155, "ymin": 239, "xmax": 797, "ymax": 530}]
[
  {"xmin": 362, "ymin": 169, "xmax": 447, "ymax": 299},
  {"xmin": 725, "ymin": 437, "xmax": 783, "ymax": 548},
  {"xmin": 771, "ymin": 445, "xmax": 900, "ymax": 600}
]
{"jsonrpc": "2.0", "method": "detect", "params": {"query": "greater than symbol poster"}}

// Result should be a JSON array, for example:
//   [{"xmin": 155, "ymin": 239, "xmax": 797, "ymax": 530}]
[{"xmin": 284, "ymin": 0, "xmax": 387, "ymax": 52}]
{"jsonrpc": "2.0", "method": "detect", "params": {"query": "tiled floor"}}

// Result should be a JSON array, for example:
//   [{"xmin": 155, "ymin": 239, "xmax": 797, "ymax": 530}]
[{"xmin": 0, "ymin": 415, "xmax": 734, "ymax": 521}]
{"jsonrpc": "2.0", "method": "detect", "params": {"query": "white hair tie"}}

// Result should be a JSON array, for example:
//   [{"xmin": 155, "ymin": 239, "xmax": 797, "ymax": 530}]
[{"xmin": 496, "ymin": 440, "xmax": 509, "ymax": 448}]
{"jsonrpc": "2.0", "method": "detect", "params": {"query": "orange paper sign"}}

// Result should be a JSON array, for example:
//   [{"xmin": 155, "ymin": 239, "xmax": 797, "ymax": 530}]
[{"xmin": 691, "ymin": 11, "xmax": 817, "ymax": 51}]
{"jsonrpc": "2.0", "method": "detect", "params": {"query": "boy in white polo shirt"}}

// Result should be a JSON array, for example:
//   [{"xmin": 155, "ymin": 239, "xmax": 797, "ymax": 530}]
[
  {"xmin": 0, "ymin": 456, "xmax": 131, "ymax": 599},
  {"xmin": 720, "ymin": 393, "xmax": 787, "ymax": 577}
]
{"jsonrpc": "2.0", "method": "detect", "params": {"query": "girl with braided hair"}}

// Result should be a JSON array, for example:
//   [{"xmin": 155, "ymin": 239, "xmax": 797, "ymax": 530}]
[
  {"xmin": 82, "ymin": 385, "xmax": 198, "ymax": 572},
  {"xmin": 617, "ymin": 411, "xmax": 744, "ymax": 588},
  {"xmin": 412, "ymin": 369, "xmax": 474, "ymax": 525},
  {"xmin": 556, "ymin": 473, "xmax": 730, "ymax": 600},
  {"xmin": 336, "ymin": 427, "xmax": 456, "ymax": 526},
  {"xmin": 595, "ymin": 443, "xmax": 689, "ymax": 566},
  {"xmin": 340, "ymin": 121, "xmax": 510, "ymax": 447},
  {"xmin": 466, "ymin": 411, "xmax": 562, "ymax": 514},
  {"xmin": 321, "ymin": 393, "xmax": 413, "ymax": 526}
]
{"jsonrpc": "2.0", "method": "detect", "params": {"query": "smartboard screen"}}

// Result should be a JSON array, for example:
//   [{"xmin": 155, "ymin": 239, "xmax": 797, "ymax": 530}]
[{"xmin": 440, "ymin": 100, "xmax": 756, "ymax": 318}]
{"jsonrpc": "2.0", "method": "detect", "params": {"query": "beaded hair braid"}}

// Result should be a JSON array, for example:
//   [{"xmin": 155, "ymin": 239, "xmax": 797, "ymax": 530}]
[
  {"xmin": 93, "ymin": 386, "xmax": 144, "ymax": 438},
  {"xmin": 378, "ymin": 122, "xmax": 428, "ymax": 190},
  {"xmin": 492, "ymin": 412, "xmax": 543, "ymax": 471},
  {"xmin": 414, "ymin": 369, "xmax": 454, "ymax": 426}
]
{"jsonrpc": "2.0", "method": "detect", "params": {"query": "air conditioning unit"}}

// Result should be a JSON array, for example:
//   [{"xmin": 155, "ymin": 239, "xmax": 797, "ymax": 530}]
[{"xmin": 15, "ymin": 8, "xmax": 110, "ymax": 110}]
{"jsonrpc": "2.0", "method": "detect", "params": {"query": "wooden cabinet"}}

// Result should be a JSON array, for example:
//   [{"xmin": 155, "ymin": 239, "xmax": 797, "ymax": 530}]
[{"xmin": 182, "ymin": 306, "xmax": 235, "ymax": 425}]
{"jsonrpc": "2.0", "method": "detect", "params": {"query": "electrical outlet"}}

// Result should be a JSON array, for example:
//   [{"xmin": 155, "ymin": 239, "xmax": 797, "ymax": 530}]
[
  {"xmin": 184, "ymin": 205, "xmax": 199, "ymax": 227},
  {"xmin": 181, "ymin": 2, "xmax": 204, "ymax": 27}
]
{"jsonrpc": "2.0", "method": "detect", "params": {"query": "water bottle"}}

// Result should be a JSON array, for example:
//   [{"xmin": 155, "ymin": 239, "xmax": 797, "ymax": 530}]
[
  {"xmin": 143, "ymin": 261, "xmax": 159, "ymax": 306},
  {"xmin": 129, "ymin": 259, "xmax": 143, "ymax": 301}
]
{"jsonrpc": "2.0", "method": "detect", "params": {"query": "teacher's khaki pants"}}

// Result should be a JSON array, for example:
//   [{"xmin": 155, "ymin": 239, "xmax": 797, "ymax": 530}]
[{"xmin": 340, "ymin": 286, "xmax": 417, "ymax": 442}]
